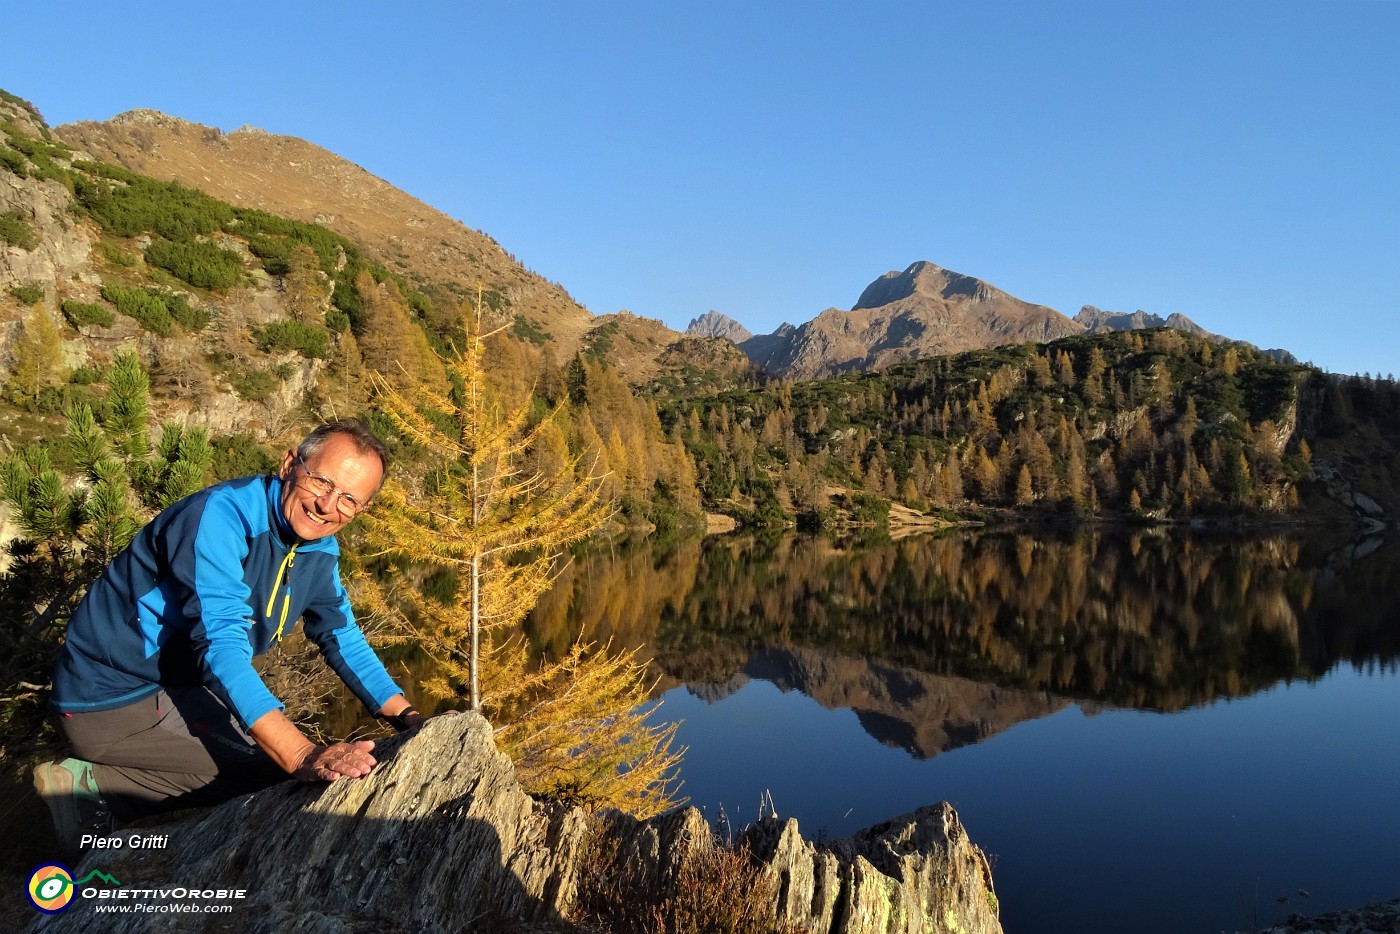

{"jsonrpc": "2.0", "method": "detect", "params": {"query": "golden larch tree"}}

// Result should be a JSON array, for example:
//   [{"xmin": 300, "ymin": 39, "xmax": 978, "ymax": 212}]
[{"xmin": 355, "ymin": 294, "xmax": 684, "ymax": 817}]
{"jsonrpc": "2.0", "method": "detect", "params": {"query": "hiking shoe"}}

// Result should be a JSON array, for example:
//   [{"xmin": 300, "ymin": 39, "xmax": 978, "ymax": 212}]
[{"xmin": 33, "ymin": 758, "xmax": 113, "ymax": 855}]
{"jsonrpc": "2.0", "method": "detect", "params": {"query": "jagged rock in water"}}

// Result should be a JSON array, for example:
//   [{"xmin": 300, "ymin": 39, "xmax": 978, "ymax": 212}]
[{"xmin": 33, "ymin": 713, "xmax": 1002, "ymax": 933}]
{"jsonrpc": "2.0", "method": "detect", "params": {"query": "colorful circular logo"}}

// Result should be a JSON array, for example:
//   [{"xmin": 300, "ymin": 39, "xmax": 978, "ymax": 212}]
[{"xmin": 27, "ymin": 863, "xmax": 76, "ymax": 913}]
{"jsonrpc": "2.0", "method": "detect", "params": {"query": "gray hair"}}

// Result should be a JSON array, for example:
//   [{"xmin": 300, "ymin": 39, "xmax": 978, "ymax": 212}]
[{"xmin": 296, "ymin": 419, "xmax": 389, "ymax": 495}]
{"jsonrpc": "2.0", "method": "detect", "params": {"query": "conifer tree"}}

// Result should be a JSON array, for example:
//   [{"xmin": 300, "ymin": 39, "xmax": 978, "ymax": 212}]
[
  {"xmin": 1, "ymin": 353, "xmax": 211, "ymax": 732},
  {"xmin": 356, "ymin": 294, "xmax": 683, "ymax": 816},
  {"xmin": 283, "ymin": 244, "xmax": 329, "ymax": 324},
  {"xmin": 354, "ymin": 270, "xmax": 445, "ymax": 393},
  {"xmin": 5, "ymin": 305, "xmax": 64, "ymax": 405}
]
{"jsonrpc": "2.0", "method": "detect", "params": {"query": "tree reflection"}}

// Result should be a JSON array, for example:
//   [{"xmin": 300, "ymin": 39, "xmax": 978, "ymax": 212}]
[{"xmin": 527, "ymin": 529, "xmax": 1400, "ymax": 714}]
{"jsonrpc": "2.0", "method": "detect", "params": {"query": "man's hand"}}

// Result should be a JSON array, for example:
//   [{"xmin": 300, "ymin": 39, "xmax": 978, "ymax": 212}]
[
  {"xmin": 376, "ymin": 694, "xmax": 462, "ymax": 733},
  {"xmin": 292, "ymin": 740, "xmax": 377, "ymax": 782}
]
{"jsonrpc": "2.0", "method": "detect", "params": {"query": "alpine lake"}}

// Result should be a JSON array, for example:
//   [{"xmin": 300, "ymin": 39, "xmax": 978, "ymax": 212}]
[{"xmin": 517, "ymin": 523, "xmax": 1400, "ymax": 934}]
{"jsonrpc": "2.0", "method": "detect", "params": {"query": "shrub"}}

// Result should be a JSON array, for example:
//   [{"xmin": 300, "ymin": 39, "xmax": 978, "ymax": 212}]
[
  {"xmin": 102, "ymin": 283, "xmax": 174, "ymax": 336},
  {"xmin": 246, "ymin": 233, "xmax": 293, "ymax": 276},
  {"xmin": 228, "ymin": 369, "xmax": 278, "ymax": 402},
  {"xmin": 0, "ymin": 208, "xmax": 38, "ymax": 249},
  {"xmin": 73, "ymin": 171, "xmax": 234, "ymax": 240},
  {"xmin": 144, "ymin": 239, "xmax": 243, "ymax": 290},
  {"xmin": 255, "ymin": 320, "xmax": 329, "ymax": 359},
  {"xmin": 8, "ymin": 283, "xmax": 43, "ymax": 305},
  {"xmin": 210, "ymin": 432, "xmax": 278, "ymax": 481},
  {"xmin": 513, "ymin": 314, "xmax": 551, "ymax": 345},
  {"xmin": 230, "ymin": 208, "xmax": 357, "ymax": 274},
  {"xmin": 331, "ymin": 272, "xmax": 365, "ymax": 331},
  {"xmin": 405, "ymin": 290, "xmax": 434, "ymax": 321},
  {"xmin": 0, "ymin": 145, "xmax": 27, "ymax": 176},
  {"xmin": 156, "ymin": 289, "xmax": 211, "ymax": 331},
  {"xmin": 575, "ymin": 831, "xmax": 800, "ymax": 934},
  {"xmin": 100, "ymin": 243, "xmax": 137, "ymax": 267},
  {"xmin": 61, "ymin": 299, "xmax": 116, "ymax": 329},
  {"xmin": 69, "ymin": 364, "xmax": 107, "ymax": 385}
]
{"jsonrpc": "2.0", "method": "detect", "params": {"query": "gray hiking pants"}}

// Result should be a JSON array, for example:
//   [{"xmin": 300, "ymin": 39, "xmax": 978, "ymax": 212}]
[{"xmin": 57, "ymin": 686, "xmax": 288, "ymax": 822}]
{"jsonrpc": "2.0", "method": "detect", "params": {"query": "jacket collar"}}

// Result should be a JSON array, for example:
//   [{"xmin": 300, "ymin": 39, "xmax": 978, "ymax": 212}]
[{"xmin": 267, "ymin": 474, "xmax": 301, "ymax": 546}]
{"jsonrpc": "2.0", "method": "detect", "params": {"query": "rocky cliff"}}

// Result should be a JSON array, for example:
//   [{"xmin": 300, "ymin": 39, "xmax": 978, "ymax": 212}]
[
  {"xmin": 32, "ymin": 714, "xmax": 1002, "ymax": 934},
  {"xmin": 0, "ymin": 98, "xmax": 330, "ymax": 439}
]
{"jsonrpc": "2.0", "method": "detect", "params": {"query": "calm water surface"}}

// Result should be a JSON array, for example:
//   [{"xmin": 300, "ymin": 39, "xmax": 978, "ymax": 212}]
[{"xmin": 528, "ymin": 527, "xmax": 1400, "ymax": 934}]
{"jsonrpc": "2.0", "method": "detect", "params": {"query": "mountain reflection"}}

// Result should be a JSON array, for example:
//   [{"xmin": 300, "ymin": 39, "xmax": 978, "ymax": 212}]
[{"xmin": 526, "ymin": 528, "xmax": 1400, "ymax": 756}]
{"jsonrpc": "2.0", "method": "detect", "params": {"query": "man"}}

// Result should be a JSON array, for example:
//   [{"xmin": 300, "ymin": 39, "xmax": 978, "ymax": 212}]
[{"xmin": 35, "ymin": 419, "xmax": 424, "ymax": 848}]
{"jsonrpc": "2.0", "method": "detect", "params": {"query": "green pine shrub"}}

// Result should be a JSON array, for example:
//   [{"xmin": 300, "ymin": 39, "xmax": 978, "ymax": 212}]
[
  {"xmin": 101, "ymin": 283, "xmax": 175, "ymax": 336},
  {"xmin": 228, "ymin": 369, "xmax": 278, "ymax": 402},
  {"xmin": 0, "ymin": 145, "xmax": 27, "ymax": 176},
  {"xmin": 61, "ymin": 300, "xmax": 116, "ymax": 329},
  {"xmin": 144, "ymin": 239, "xmax": 243, "ymax": 290},
  {"xmin": 0, "ymin": 209, "xmax": 38, "ymax": 249},
  {"xmin": 72, "ymin": 168, "xmax": 234, "ymax": 241},
  {"xmin": 99, "ymin": 284, "xmax": 209, "ymax": 335},
  {"xmin": 255, "ymin": 320, "xmax": 330, "ymax": 359},
  {"xmin": 8, "ymin": 283, "xmax": 43, "ymax": 305}
]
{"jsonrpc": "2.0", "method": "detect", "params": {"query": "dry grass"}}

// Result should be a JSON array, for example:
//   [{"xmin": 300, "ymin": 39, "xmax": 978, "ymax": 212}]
[{"xmin": 574, "ymin": 828, "xmax": 808, "ymax": 934}]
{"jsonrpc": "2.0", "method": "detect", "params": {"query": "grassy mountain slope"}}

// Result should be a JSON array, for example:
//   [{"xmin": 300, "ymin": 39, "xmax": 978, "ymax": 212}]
[{"xmin": 55, "ymin": 109, "xmax": 598, "ymax": 353}]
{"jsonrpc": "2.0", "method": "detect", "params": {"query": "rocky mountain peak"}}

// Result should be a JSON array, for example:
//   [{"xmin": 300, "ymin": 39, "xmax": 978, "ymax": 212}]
[
  {"xmin": 743, "ymin": 261, "xmax": 1081, "ymax": 380},
  {"xmin": 853, "ymin": 261, "xmax": 1004, "ymax": 311},
  {"xmin": 1076, "ymin": 305, "xmax": 1212, "ymax": 339},
  {"xmin": 110, "ymin": 108, "xmax": 188, "ymax": 128},
  {"xmin": 685, "ymin": 310, "xmax": 752, "ymax": 343}
]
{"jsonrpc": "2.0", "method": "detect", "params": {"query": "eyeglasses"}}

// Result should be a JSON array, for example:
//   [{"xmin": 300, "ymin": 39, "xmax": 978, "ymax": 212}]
[{"xmin": 295, "ymin": 454, "xmax": 370, "ymax": 518}]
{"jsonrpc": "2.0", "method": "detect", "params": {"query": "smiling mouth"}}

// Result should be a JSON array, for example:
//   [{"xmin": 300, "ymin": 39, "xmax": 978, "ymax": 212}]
[{"xmin": 303, "ymin": 506, "xmax": 331, "ymax": 525}]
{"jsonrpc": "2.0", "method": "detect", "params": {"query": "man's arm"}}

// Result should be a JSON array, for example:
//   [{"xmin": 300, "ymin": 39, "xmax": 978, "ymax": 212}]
[
  {"xmin": 249, "ymin": 709, "xmax": 376, "ymax": 781},
  {"xmin": 249, "ymin": 693, "xmax": 424, "ymax": 782}
]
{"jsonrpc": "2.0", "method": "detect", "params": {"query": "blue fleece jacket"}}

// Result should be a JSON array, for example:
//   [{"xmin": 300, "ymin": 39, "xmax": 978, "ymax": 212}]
[{"xmin": 51, "ymin": 474, "xmax": 401, "ymax": 729}]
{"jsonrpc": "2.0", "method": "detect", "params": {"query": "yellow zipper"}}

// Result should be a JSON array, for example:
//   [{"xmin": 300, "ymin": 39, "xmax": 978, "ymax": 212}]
[{"xmin": 266, "ymin": 545, "xmax": 297, "ymax": 642}]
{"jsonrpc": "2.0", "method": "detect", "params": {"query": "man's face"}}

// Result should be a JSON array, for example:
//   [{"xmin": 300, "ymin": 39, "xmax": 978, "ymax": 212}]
[{"xmin": 278, "ymin": 433, "xmax": 383, "ymax": 541}]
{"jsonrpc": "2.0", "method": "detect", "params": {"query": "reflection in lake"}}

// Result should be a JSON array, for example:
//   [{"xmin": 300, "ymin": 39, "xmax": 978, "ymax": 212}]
[
  {"xmin": 526, "ymin": 528, "xmax": 1400, "ymax": 934},
  {"xmin": 532, "ymin": 528, "xmax": 1399, "ymax": 723}
]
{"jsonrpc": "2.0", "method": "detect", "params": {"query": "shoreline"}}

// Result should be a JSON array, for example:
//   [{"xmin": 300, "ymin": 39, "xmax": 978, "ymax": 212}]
[{"xmin": 1249, "ymin": 898, "xmax": 1400, "ymax": 934}]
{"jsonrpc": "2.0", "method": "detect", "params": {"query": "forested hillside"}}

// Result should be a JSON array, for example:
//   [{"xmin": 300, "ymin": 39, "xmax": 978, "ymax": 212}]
[{"xmin": 655, "ymin": 329, "xmax": 1399, "ymax": 527}]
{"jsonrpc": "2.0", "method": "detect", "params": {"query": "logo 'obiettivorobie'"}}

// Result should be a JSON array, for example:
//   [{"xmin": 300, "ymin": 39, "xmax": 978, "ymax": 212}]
[{"xmin": 26, "ymin": 864, "xmax": 122, "ymax": 913}]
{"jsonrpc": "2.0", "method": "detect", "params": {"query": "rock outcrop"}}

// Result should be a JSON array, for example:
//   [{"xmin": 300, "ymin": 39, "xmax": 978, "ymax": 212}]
[
  {"xmin": 33, "ymin": 713, "xmax": 1002, "ymax": 934},
  {"xmin": 1309, "ymin": 460, "xmax": 1388, "ymax": 528}
]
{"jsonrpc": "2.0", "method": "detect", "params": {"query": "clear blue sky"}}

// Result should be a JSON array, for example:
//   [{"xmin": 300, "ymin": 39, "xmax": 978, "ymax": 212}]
[{"xmin": 5, "ymin": 1, "xmax": 1397, "ymax": 376}]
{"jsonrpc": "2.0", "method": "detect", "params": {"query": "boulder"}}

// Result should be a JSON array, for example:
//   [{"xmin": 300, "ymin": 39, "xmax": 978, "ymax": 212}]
[{"xmin": 32, "ymin": 713, "xmax": 1002, "ymax": 933}]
